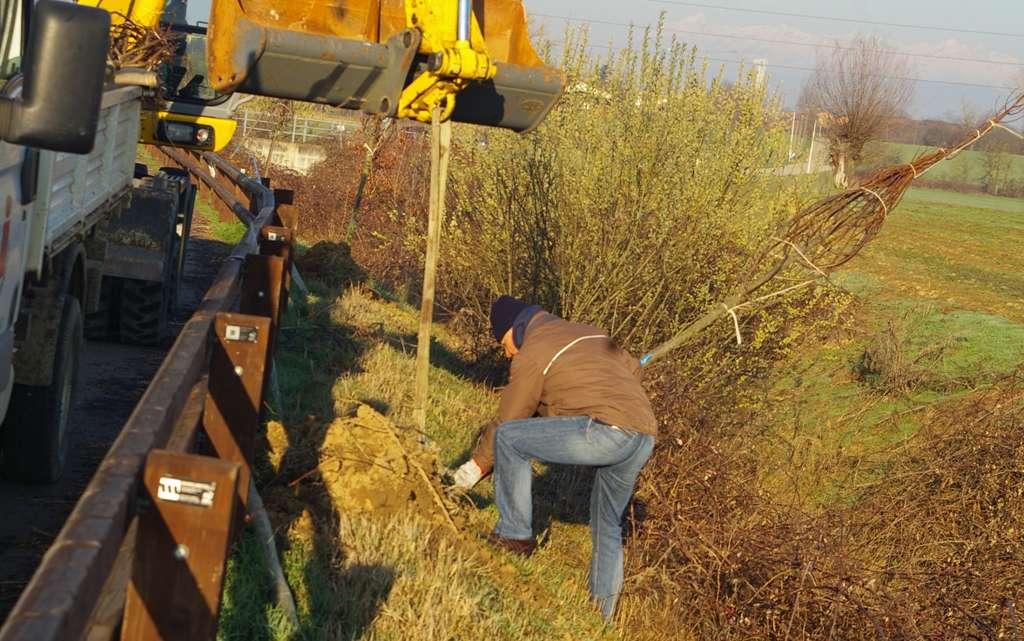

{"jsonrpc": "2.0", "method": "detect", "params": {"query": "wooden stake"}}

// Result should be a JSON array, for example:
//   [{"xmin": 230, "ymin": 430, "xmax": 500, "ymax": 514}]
[{"xmin": 413, "ymin": 106, "xmax": 452, "ymax": 431}]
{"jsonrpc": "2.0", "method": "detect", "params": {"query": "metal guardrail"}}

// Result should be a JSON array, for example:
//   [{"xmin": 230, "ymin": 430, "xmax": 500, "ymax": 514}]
[{"xmin": 0, "ymin": 148, "xmax": 296, "ymax": 641}]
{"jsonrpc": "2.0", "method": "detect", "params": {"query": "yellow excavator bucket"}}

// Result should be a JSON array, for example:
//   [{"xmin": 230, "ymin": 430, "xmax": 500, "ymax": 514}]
[{"xmin": 206, "ymin": 0, "xmax": 563, "ymax": 132}]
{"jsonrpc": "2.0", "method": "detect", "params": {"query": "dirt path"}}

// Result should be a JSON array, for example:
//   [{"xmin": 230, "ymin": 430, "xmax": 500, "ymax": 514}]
[{"xmin": 0, "ymin": 218, "xmax": 230, "ymax": 623}]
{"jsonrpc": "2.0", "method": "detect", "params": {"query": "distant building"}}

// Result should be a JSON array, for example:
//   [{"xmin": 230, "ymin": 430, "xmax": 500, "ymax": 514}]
[{"xmin": 752, "ymin": 59, "xmax": 767, "ymax": 89}]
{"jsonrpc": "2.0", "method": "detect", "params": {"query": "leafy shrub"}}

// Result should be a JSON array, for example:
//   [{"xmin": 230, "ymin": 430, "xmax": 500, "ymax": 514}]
[{"xmin": 444, "ymin": 26, "xmax": 816, "ymax": 356}]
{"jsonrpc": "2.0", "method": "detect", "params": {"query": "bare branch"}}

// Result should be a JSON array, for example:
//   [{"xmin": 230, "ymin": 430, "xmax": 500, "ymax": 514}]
[{"xmin": 801, "ymin": 35, "xmax": 915, "ymax": 187}]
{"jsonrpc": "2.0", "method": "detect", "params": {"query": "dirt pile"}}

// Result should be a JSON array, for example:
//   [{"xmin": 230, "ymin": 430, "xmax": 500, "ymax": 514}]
[{"xmin": 315, "ymin": 404, "xmax": 456, "ymax": 527}]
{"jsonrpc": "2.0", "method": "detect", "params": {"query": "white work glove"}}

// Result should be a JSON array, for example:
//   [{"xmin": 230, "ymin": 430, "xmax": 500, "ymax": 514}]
[{"xmin": 451, "ymin": 459, "xmax": 483, "ymax": 489}]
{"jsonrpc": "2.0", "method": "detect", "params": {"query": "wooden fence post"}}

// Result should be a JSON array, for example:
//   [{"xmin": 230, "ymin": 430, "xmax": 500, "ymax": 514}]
[
  {"xmin": 201, "ymin": 312, "xmax": 271, "ymax": 512},
  {"xmin": 120, "ymin": 450, "xmax": 240, "ymax": 641},
  {"xmin": 413, "ymin": 107, "xmax": 452, "ymax": 431}
]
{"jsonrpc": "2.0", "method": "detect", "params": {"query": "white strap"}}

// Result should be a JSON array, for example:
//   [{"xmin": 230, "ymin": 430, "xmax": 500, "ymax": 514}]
[{"xmin": 542, "ymin": 335, "xmax": 607, "ymax": 375}]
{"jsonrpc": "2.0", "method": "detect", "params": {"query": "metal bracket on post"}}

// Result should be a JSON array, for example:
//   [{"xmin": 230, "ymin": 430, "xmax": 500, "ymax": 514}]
[
  {"xmin": 201, "ymin": 312, "xmax": 271, "ymax": 513},
  {"xmin": 120, "ymin": 450, "xmax": 240, "ymax": 641},
  {"xmin": 259, "ymin": 225, "xmax": 292, "ymax": 256}
]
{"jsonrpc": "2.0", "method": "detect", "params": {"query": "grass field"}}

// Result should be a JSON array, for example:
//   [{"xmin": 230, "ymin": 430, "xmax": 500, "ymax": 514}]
[
  {"xmin": 843, "ymin": 186, "xmax": 1024, "ymax": 321},
  {"xmin": 759, "ymin": 186, "xmax": 1024, "ymax": 505},
  {"xmin": 873, "ymin": 141, "xmax": 1024, "ymax": 190},
  {"xmin": 214, "ymin": 184, "xmax": 1023, "ymax": 638}
]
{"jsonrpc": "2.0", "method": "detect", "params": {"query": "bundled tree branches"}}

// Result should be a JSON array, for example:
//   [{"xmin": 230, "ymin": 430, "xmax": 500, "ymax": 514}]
[
  {"xmin": 642, "ymin": 92, "xmax": 1024, "ymax": 366},
  {"xmin": 801, "ymin": 35, "xmax": 914, "ymax": 188},
  {"xmin": 107, "ymin": 15, "xmax": 179, "ymax": 71}
]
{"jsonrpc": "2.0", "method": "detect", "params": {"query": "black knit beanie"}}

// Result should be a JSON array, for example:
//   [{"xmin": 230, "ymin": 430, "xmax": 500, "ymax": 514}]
[{"xmin": 490, "ymin": 295, "xmax": 529, "ymax": 343}]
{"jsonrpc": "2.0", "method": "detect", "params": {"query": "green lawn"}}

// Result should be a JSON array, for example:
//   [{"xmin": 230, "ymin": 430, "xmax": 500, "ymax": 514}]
[
  {"xmin": 899, "ymin": 186, "xmax": 1024, "ymax": 213},
  {"xmin": 760, "ymin": 187, "xmax": 1024, "ymax": 506},
  {"xmin": 848, "ymin": 186, "xmax": 1024, "ymax": 321},
  {"xmin": 874, "ymin": 141, "xmax": 1024, "ymax": 189}
]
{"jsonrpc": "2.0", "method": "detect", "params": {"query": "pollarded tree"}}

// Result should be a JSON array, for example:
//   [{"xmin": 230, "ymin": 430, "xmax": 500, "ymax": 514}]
[{"xmin": 802, "ymin": 35, "xmax": 914, "ymax": 187}]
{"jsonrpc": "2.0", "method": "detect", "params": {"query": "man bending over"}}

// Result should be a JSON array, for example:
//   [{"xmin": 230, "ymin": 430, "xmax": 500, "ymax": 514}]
[{"xmin": 451, "ymin": 295, "xmax": 657, "ymax": 621}]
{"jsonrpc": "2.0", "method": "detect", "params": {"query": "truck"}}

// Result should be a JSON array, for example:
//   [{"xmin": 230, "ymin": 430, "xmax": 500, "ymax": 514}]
[{"xmin": 0, "ymin": 0, "xmax": 201, "ymax": 483}]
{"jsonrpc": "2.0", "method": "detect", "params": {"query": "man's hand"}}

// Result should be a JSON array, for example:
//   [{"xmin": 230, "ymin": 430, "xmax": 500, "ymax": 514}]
[{"xmin": 451, "ymin": 459, "xmax": 483, "ymax": 489}]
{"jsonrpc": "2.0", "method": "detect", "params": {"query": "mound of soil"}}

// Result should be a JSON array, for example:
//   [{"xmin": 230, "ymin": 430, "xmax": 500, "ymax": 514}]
[{"xmin": 317, "ymin": 405, "xmax": 454, "ymax": 526}]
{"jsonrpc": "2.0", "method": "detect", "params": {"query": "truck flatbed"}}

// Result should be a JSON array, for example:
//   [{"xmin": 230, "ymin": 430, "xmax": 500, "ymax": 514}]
[{"xmin": 26, "ymin": 86, "xmax": 141, "ymax": 277}]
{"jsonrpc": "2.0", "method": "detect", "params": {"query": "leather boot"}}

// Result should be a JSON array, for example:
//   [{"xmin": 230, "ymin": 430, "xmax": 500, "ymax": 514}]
[{"xmin": 484, "ymin": 532, "xmax": 536, "ymax": 557}]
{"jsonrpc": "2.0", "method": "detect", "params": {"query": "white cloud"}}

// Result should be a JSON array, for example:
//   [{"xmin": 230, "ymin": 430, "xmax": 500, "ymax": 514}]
[{"xmin": 665, "ymin": 14, "xmax": 1022, "ymax": 89}]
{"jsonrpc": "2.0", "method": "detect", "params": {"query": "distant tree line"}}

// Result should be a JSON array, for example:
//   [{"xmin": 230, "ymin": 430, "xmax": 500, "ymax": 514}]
[{"xmin": 880, "ymin": 116, "xmax": 1024, "ymax": 153}]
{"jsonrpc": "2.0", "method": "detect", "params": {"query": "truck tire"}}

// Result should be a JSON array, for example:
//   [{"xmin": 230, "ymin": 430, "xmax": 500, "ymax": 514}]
[
  {"xmin": 118, "ymin": 278, "xmax": 168, "ymax": 346},
  {"xmin": 1, "ymin": 297, "xmax": 83, "ymax": 483},
  {"xmin": 84, "ymin": 276, "xmax": 119, "ymax": 341}
]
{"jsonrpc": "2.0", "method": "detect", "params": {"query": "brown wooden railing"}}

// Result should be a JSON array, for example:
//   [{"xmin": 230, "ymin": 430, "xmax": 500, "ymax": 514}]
[{"xmin": 0, "ymin": 148, "xmax": 295, "ymax": 641}]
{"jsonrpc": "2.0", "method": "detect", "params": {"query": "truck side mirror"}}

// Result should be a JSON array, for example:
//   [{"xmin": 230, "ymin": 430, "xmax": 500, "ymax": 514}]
[{"xmin": 0, "ymin": 0, "xmax": 110, "ymax": 154}]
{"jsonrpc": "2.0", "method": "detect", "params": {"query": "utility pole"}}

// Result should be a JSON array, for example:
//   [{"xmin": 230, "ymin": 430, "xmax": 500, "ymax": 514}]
[
  {"xmin": 787, "ymin": 111, "xmax": 796, "ymax": 162},
  {"xmin": 806, "ymin": 119, "xmax": 818, "ymax": 175},
  {"xmin": 413, "ymin": 106, "xmax": 452, "ymax": 432}
]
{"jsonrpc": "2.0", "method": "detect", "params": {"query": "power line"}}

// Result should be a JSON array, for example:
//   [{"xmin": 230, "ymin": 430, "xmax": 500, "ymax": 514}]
[
  {"xmin": 532, "ymin": 12, "xmax": 1019, "ymax": 68},
  {"xmin": 703, "ymin": 57, "xmax": 1015, "ymax": 90},
  {"xmin": 534, "ymin": 13, "xmax": 1024, "ymax": 67},
  {"xmin": 539, "ymin": 15, "xmax": 1018, "ymax": 90},
  {"xmin": 645, "ymin": 1, "xmax": 1024, "ymax": 39}
]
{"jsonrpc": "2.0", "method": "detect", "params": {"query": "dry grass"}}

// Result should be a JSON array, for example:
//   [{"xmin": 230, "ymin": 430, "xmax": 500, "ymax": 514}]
[
  {"xmin": 221, "ymin": 283, "xmax": 619, "ymax": 640},
  {"xmin": 271, "ymin": 507, "xmax": 572, "ymax": 641},
  {"xmin": 328, "ymin": 287, "xmax": 499, "ymax": 462},
  {"xmin": 621, "ymin": 372, "xmax": 1024, "ymax": 639}
]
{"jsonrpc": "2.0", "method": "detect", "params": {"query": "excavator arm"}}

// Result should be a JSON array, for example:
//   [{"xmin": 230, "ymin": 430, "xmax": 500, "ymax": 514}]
[{"xmin": 205, "ymin": 0, "xmax": 563, "ymax": 133}]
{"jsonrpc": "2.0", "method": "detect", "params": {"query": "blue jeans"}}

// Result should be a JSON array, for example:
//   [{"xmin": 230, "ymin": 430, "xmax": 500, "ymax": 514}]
[{"xmin": 492, "ymin": 415, "xmax": 654, "ymax": 621}]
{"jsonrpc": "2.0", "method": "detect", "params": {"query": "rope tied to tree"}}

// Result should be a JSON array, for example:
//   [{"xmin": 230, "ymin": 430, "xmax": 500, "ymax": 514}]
[
  {"xmin": 722, "ymin": 303, "xmax": 743, "ymax": 346},
  {"xmin": 991, "ymin": 122, "xmax": 1024, "ymax": 140}
]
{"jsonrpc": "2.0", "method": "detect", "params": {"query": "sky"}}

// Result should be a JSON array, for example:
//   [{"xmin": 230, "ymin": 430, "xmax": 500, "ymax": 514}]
[
  {"xmin": 185, "ymin": 0, "xmax": 1024, "ymax": 119},
  {"xmin": 524, "ymin": 0, "xmax": 1024, "ymax": 118}
]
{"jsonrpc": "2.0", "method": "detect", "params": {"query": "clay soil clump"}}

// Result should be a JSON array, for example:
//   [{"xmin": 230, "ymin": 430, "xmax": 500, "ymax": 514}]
[{"xmin": 317, "ymin": 404, "xmax": 455, "ymax": 527}]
